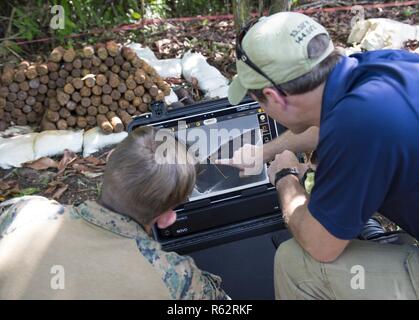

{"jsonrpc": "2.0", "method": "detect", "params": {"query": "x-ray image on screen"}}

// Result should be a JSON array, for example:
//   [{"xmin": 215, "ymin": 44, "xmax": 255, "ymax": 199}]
[{"xmin": 174, "ymin": 113, "xmax": 269, "ymax": 201}]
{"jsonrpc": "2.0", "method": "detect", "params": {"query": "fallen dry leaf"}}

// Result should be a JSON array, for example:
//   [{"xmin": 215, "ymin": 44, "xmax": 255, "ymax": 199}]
[
  {"xmin": 0, "ymin": 180, "xmax": 12, "ymax": 191},
  {"xmin": 72, "ymin": 163, "xmax": 89, "ymax": 173},
  {"xmin": 70, "ymin": 156, "xmax": 106, "ymax": 173},
  {"xmin": 23, "ymin": 157, "xmax": 58, "ymax": 170},
  {"xmin": 57, "ymin": 150, "xmax": 77, "ymax": 175},
  {"xmin": 52, "ymin": 185, "xmax": 68, "ymax": 200},
  {"xmin": 105, "ymin": 149, "xmax": 114, "ymax": 162},
  {"xmin": 84, "ymin": 156, "xmax": 106, "ymax": 166},
  {"xmin": 82, "ymin": 171, "xmax": 103, "ymax": 179},
  {"xmin": 44, "ymin": 180, "xmax": 64, "ymax": 195},
  {"xmin": 7, "ymin": 183, "xmax": 21, "ymax": 194},
  {"xmin": 44, "ymin": 179, "xmax": 69, "ymax": 200},
  {"xmin": 0, "ymin": 180, "xmax": 21, "ymax": 201}
]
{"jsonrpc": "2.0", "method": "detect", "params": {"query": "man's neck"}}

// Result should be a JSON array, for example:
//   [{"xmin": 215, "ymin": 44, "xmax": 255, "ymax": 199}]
[
  {"xmin": 289, "ymin": 82, "xmax": 325, "ymax": 128},
  {"xmin": 97, "ymin": 196, "xmax": 153, "ymax": 236}
]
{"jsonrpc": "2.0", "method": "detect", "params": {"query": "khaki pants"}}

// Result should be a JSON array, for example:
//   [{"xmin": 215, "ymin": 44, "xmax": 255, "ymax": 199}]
[{"xmin": 274, "ymin": 238, "xmax": 419, "ymax": 299}]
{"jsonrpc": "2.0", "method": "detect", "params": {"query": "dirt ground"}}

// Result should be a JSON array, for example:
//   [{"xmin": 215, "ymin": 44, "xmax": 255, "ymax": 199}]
[{"xmin": 0, "ymin": 147, "xmax": 112, "ymax": 205}]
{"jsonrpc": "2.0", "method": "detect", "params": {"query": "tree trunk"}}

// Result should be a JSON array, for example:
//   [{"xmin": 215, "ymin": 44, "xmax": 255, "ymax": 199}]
[
  {"xmin": 269, "ymin": 0, "xmax": 290, "ymax": 15},
  {"xmin": 140, "ymin": 0, "xmax": 146, "ymax": 17},
  {"xmin": 258, "ymin": 0, "xmax": 264, "ymax": 17},
  {"xmin": 232, "ymin": 0, "xmax": 252, "ymax": 34}
]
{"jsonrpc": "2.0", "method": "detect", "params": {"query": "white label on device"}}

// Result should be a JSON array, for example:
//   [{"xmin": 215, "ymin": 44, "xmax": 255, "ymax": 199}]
[{"xmin": 203, "ymin": 118, "xmax": 217, "ymax": 125}]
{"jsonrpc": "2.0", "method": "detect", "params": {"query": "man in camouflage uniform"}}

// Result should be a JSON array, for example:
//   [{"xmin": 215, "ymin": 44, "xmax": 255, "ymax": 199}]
[{"xmin": 0, "ymin": 127, "xmax": 228, "ymax": 300}]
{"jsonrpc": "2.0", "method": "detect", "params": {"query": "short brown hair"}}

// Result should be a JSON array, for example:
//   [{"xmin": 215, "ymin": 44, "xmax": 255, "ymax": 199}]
[
  {"xmin": 99, "ymin": 126, "xmax": 196, "ymax": 226},
  {"xmin": 249, "ymin": 34, "xmax": 342, "ymax": 100}
]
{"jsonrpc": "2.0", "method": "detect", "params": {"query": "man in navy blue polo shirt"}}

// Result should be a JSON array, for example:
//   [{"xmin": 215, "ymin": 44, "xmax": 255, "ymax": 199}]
[{"xmin": 226, "ymin": 12, "xmax": 419, "ymax": 299}]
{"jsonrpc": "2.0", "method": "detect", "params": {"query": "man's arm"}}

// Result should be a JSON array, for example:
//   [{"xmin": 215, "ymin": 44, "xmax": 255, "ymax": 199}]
[
  {"xmin": 263, "ymin": 126, "xmax": 319, "ymax": 162},
  {"xmin": 268, "ymin": 151, "xmax": 349, "ymax": 263},
  {"xmin": 138, "ymin": 240, "xmax": 229, "ymax": 300},
  {"xmin": 277, "ymin": 175, "xmax": 349, "ymax": 262}
]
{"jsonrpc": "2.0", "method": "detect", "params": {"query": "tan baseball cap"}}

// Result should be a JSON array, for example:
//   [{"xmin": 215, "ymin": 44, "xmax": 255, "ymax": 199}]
[{"xmin": 228, "ymin": 12, "xmax": 334, "ymax": 105}]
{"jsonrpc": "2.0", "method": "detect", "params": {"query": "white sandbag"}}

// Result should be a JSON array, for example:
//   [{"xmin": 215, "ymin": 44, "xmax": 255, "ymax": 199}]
[
  {"xmin": 0, "ymin": 133, "xmax": 37, "ymax": 169},
  {"xmin": 128, "ymin": 43, "xmax": 182, "ymax": 78},
  {"xmin": 127, "ymin": 43, "xmax": 158, "ymax": 62},
  {"xmin": 0, "ymin": 126, "xmax": 33, "ymax": 138},
  {"xmin": 34, "ymin": 130, "xmax": 84, "ymax": 159},
  {"xmin": 337, "ymin": 45, "xmax": 362, "ymax": 57},
  {"xmin": 150, "ymin": 58, "xmax": 182, "ymax": 78},
  {"xmin": 83, "ymin": 127, "xmax": 128, "ymax": 157},
  {"xmin": 165, "ymin": 88, "xmax": 179, "ymax": 105},
  {"xmin": 348, "ymin": 18, "xmax": 419, "ymax": 50},
  {"xmin": 182, "ymin": 51, "xmax": 229, "ymax": 94},
  {"xmin": 205, "ymin": 85, "xmax": 229, "ymax": 99}
]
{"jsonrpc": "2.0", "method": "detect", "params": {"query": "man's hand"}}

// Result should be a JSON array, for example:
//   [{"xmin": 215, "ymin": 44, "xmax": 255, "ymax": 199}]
[
  {"xmin": 268, "ymin": 151, "xmax": 350, "ymax": 263},
  {"xmin": 267, "ymin": 150, "xmax": 302, "ymax": 185},
  {"xmin": 214, "ymin": 144, "xmax": 264, "ymax": 177}
]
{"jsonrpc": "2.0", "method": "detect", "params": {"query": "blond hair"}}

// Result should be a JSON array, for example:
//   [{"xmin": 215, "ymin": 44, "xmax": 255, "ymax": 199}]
[{"xmin": 99, "ymin": 126, "xmax": 196, "ymax": 226}]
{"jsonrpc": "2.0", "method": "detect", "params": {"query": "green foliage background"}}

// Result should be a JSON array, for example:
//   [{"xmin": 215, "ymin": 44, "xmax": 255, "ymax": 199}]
[
  {"xmin": 0, "ymin": 1, "xmax": 294, "ymax": 42},
  {"xmin": 0, "ymin": 0, "xmax": 299, "ymax": 59}
]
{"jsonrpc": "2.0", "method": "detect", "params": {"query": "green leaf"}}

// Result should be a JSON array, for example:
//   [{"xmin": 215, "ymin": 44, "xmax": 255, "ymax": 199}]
[
  {"xmin": 4, "ymin": 41, "xmax": 23, "ymax": 54},
  {"xmin": 131, "ymin": 11, "xmax": 142, "ymax": 20},
  {"xmin": 18, "ymin": 187, "xmax": 40, "ymax": 196}
]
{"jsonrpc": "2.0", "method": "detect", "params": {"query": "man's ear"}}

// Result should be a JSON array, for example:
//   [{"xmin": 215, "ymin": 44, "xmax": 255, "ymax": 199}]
[
  {"xmin": 156, "ymin": 210, "xmax": 177, "ymax": 229},
  {"xmin": 263, "ymin": 87, "xmax": 287, "ymax": 109}
]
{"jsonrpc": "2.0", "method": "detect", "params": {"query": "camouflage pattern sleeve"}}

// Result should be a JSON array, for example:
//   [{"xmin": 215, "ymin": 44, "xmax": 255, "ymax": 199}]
[{"xmin": 136, "ymin": 237, "xmax": 229, "ymax": 300}]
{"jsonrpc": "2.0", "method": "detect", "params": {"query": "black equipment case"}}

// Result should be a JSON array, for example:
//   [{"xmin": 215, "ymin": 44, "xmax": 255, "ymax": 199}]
[{"xmin": 128, "ymin": 97, "xmax": 290, "ymax": 299}]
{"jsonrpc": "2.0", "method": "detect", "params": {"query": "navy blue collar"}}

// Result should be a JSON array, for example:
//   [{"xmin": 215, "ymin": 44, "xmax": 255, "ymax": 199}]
[{"xmin": 321, "ymin": 56, "xmax": 359, "ymax": 123}]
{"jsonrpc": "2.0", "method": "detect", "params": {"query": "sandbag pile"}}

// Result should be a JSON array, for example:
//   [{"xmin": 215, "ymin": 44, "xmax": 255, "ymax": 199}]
[
  {"xmin": 0, "ymin": 127, "xmax": 128, "ymax": 169},
  {"xmin": 181, "ymin": 51, "xmax": 229, "ymax": 99},
  {"xmin": 0, "ymin": 41, "xmax": 172, "ymax": 133},
  {"xmin": 348, "ymin": 18, "xmax": 419, "ymax": 51},
  {"xmin": 128, "ymin": 44, "xmax": 229, "ymax": 99}
]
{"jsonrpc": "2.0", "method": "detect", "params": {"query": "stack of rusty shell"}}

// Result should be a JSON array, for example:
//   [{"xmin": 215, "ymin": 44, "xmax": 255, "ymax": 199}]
[{"xmin": 0, "ymin": 41, "xmax": 171, "ymax": 133}]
